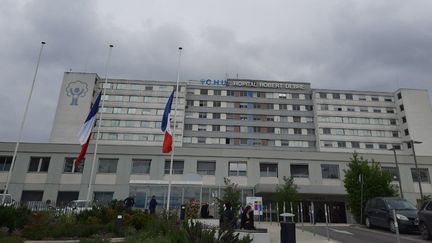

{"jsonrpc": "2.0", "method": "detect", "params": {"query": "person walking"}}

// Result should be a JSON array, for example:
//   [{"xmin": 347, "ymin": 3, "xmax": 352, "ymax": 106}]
[
  {"xmin": 124, "ymin": 195, "xmax": 135, "ymax": 209},
  {"xmin": 149, "ymin": 195, "xmax": 158, "ymax": 214},
  {"xmin": 241, "ymin": 205, "xmax": 255, "ymax": 230}
]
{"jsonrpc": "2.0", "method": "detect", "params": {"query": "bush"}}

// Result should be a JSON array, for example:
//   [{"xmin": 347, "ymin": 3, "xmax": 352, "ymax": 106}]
[{"xmin": 0, "ymin": 206, "xmax": 31, "ymax": 232}]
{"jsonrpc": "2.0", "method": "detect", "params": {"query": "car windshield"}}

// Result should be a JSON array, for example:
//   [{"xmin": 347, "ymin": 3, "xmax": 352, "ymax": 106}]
[{"xmin": 386, "ymin": 199, "xmax": 416, "ymax": 210}]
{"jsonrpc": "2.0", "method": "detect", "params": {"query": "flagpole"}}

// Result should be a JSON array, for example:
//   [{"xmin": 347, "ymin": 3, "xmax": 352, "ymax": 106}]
[
  {"xmin": 2, "ymin": 42, "xmax": 46, "ymax": 204},
  {"xmin": 85, "ymin": 44, "xmax": 114, "ymax": 202},
  {"xmin": 166, "ymin": 47, "xmax": 183, "ymax": 212}
]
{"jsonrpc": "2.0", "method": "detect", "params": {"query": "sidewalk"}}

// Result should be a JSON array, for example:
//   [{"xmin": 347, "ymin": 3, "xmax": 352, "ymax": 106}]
[{"xmin": 255, "ymin": 222, "xmax": 341, "ymax": 243}]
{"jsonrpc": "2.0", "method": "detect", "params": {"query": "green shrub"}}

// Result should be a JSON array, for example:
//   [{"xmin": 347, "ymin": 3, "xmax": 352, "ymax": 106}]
[{"xmin": 0, "ymin": 206, "xmax": 31, "ymax": 232}]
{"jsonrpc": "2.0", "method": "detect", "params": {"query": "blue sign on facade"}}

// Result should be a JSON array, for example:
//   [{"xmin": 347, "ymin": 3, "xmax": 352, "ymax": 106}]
[{"xmin": 200, "ymin": 79, "xmax": 228, "ymax": 86}]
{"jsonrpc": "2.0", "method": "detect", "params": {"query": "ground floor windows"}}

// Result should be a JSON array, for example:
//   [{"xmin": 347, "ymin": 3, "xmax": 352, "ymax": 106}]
[{"xmin": 56, "ymin": 191, "xmax": 79, "ymax": 206}]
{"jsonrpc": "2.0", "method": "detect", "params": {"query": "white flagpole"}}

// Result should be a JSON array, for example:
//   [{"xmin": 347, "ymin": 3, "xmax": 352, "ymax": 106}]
[
  {"xmin": 2, "ymin": 42, "xmax": 46, "ymax": 204},
  {"xmin": 166, "ymin": 47, "xmax": 183, "ymax": 212},
  {"xmin": 85, "ymin": 44, "xmax": 114, "ymax": 202}
]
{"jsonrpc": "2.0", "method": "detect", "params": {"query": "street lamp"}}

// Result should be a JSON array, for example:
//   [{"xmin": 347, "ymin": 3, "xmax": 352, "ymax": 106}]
[
  {"xmin": 388, "ymin": 147, "xmax": 403, "ymax": 198},
  {"xmin": 408, "ymin": 140, "xmax": 423, "ymax": 201}
]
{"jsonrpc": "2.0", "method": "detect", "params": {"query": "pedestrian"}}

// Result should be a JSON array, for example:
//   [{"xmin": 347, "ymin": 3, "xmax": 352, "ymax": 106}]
[
  {"xmin": 124, "ymin": 195, "xmax": 135, "ymax": 209},
  {"xmin": 241, "ymin": 205, "xmax": 255, "ymax": 230},
  {"xmin": 221, "ymin": 202, "xmax": 235, "ymax": 229},
  {"xmin": 200, "ymin": 203, "xmax": 213, "ymax": 218},
  {"xmin": 149, "ymin": 195, "xmax": 158, "ymax": 214}
]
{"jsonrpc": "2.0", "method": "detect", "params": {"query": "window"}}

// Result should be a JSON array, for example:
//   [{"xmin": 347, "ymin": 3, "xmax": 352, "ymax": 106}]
[
  {"xmin": 291, "ymin": 93, "xmax": 299, "ymax": 99},
  {"xmin": 213, "ymin": 101, "xmax": 221, "ymax": 107},
  {"xmin": 385, "ymin": 97, "xmax": 392, "ymax": 102},
  {"xmin": 347, "ymin": 107, "xmax": 355, "ymax": 112},
  {"xmin": 402, "ymin": 116, "xmax": 407, "ymax": 123},
  {"xmin": 199, "ymin": 113, "xmax": 207, "ymax": 119},
  {"xmin": 407, "ymin": 142, "xmax": 412, "ymax": 149},
  {"xmin": 411, "ymin": 168, "xmax": 430, "ymax": 183},
  {"xmin": 399, "ymin": 104, "xmax": 404, "ymax": 111},
  {"xmin": 21, "ymin": 191, "xmax": 43, "ymax": 203},
  {"xmin": 214, "ymin": 90, "xmax": 221, "ymax": 96},
  {"xmin": 290, "ymin": 164, "xmax": 309, "ymax": 178},
  {"xmin": 212, "ymin": 125, "xmax": 220, "ymax": 131},
  {"xmin": 293, "ymin": 116, "xmax": 301, "ymax": 123},
  {"xmin": 213, "ymin": 113, "xmax": 221, "ymax": 119},
  {"xmin": 227, "ymin": 90, "xmax": 235, "ymax": 96},
  {"xmin": 392, "ymin": 131, "xmax": 399, "ymax": 137},
  {"xmin": 321, "ymin": 104, "xmax": 329, "ymax": 111},
  {"xmin": 337, "ymin": 141, "xmax": 346, "ymax": 148},
  {"xmin": 371, "ymin": 97, "xmax": 379, "ymax": 102},
  {"xmin": 386, "ymin": 109, "xmax": 394, "ymax": 114},
  {"xmin": 360, "ymin": 107, "xmax": 368, "ymax": 112},
  {"xmin": 404, "ymin": 129, "xmax": 409, "ymax": 136},
  {"xmin": 323, "ymin": 141, "xmax": 333, "ymax": 147},
  {"xmin": 359, "ymin": 96, "xmax": 367, "ymax": 101},
  {"xmin": 351, "ymin": 142, "xmax": 360, "ymax": 148},
  {"xmin": 199, "ymin": 100, "xmax": 207, "ymax": 107},
  {"xmin": 397, "ymin": 92, "xmax": 402, "ymax": 99},
  {"xmin": 373, "ymin": 108, "xmax": 381, "ymax": 113},
  {"xmin": 0, "ymin": 156, "xmax": 12, "ymax": 171},
  {"xmin": 94, "ymin": 192, "xmax": 114, "ymax": 205},
  {"xmin": 390, "ymin": 119, "xmax": 397, "ymax": 125},
  {"xmin": 392, "ymin": 144, "xmax": 401, "ymax": 150},
  {"xmin": 98, "ymin": 158, "xmax": 118, "ymax": 173},
  {"xmin": 323, "ymin": 128, "xmax": 331, "ymax": 135},
  {"xmin": 279, "ymin": 104, "xmax": 287, "ymax": 110},
  {"xmin": 229, "ymin": 162, "xmax": 247, "ymax": 176},
  {"xmin": 382, "ymin": 167, "xmax": 399, "ymax": 181},
  {"xmin": 321, "ymin": 164, "xmax": 339, "ymax": 179},
  {"xmin": 365, "ymin": 144, "xmax": 374, "ymax": 149},
  {"xmin": 294, "ymin": 128, "xmax": 302, "ymax": 135},
  {"xmin": 186, "ymin": 100, "xmax": 194, "ymax": 107},
  {"xmin": 200, "ymin": 89, "xmax": 208, "ymax": 95},
  {"xmin": 260, "ymin": 163, "xmax": 278, "ymax": 177},
  {"xmin": 197, "ymin": 161, "xmax": 216, "ymax": 175},
  {"xmin": 292, "ymin": 105, "xmax": 300, "ymax": 111},
  {"xmin": 184, "ymin": 124, "xmax": 192, "ymax": 130},
  {"xmin": 197, "ymin": 137, "xmax": 206, "ymax": 143},
  {"xmin": 131, "ymin": 159, "xmax": 151, "ymax": 174},
  {"xmin": 28, "ymin": 157, "xmax": 50, "ymax": 172},
  {"xmin": 320, "ymin": 93, "xmax": 327, "ymax": 99},
  {"xmin": 379, "ymin": 144, "xmax": 387, "ymax": 149},
  {"xmin": 164, "ymin": 160, "xmax": 184, "ymax": 174},
  {"xmin": 56, "ymin": 191, "xmax": 79, "ymax": 207},
  {"xmin": 63, "ymin": 157, "xmax": 84, "ymax": 173},
  {"xmin": 333, "ymin": 93, "xmax": 340, "ymax": 99},
  {"xmin": 345, "ymin": 94, "xmax": 353, "ymax": 100}
]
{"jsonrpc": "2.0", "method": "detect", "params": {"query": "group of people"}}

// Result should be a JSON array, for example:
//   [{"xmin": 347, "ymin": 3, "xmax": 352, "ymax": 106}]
[
  {"xmin": 219, "ymin": 202, "xmax": 256, "ymax": 230},
  {"xmin": 123, "ymin": 195, "xmax": 158, "ymax": 214}
]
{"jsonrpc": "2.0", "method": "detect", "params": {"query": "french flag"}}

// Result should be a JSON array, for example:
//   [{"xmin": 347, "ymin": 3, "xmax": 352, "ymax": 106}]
[
  {"xmin": 161, "ymin": 90, "xmax": 174, "ymax": 153},
  {"xmin": 75, "ymin": 92, "xmax": 102, "ymax": 166}
]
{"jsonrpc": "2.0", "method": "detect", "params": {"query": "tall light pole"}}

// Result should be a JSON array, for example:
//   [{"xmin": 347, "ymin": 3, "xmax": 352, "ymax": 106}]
[
  {"xmin": 389, "ymin": 147, "xmax": 403, "ymax": 198},
  {"xmin": 410, "ymin": 140, "xmax": 423, "ymax": 201}
]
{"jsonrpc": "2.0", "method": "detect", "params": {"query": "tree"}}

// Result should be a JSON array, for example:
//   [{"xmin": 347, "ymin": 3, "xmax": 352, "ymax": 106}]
[
  {"xmin": 273, "ymin": 176, "xmax": 299, "ymax": 217},
  {"xmin": 344, "ymin": 153, "xmax": 398, "ymax": 224}
]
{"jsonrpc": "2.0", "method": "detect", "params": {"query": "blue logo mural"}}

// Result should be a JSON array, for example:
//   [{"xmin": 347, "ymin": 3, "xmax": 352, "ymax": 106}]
[{"xmin": 66, "ymin": 81, "xmax": 88, "ymax": 106}]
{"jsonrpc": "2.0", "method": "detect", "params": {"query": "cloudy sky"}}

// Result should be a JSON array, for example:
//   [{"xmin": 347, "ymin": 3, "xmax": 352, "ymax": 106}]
[{"xmin": 1, "ymin": 0, "xmax": 432, "ymax": 143}]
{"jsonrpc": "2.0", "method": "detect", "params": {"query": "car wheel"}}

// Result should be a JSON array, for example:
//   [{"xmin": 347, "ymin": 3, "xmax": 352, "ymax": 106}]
[
  {"xmin": 389, "ymin": 220, "xmax": 396, "ymax": 233},
  {"xmin": 420, "ymin": 222, "xmax": 432, "ymax": 240},
  {"xmin": 365, "ymin": 217, "xmax": 373, "ymax": 228}
]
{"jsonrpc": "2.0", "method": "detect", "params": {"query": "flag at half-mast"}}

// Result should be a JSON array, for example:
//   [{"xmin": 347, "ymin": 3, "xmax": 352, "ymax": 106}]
[
  {"xmin": 161, "ymin": 90, "xmax": 175, "ymax": 153},
  {"xmin": 75, "ymin": 92, "xmax": 102, "ymax": 166}
]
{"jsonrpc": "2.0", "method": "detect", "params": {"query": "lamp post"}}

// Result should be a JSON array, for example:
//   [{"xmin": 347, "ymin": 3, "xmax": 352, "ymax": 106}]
[
  {"xmin": 409, "ymin": 140, "xmax": 423, "ymax": 201},
  {"xmin": 389, "ymin": 147, "xmax": 403, "ymax": 198}
]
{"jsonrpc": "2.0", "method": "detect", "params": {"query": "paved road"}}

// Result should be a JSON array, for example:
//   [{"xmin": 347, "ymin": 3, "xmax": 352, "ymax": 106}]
[{"xmin": 298, "ymin": 225, "xmax": 429, "ymax": 243}]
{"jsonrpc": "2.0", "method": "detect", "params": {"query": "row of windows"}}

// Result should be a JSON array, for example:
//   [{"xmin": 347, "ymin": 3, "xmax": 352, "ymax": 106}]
[
  {"xmin": 185, "ymin": 112, "xmax": 314, "ymax": 123},
  {"xmin": 321, "ymin": 128, "xmax": 399, "ymax": 138},
  {"xmin": 20, "ymin": 190, "xmax": 114, "ymax": 205},
  {"xmin": 188, "ymin": 100, "xmax": 313, "ymax": 111},
  {"xmin": 318, "ymin": 116, "xmax": 397, "ymax": 126},
  {"xmin": 182, "ymin": 137, "xmax": 315, "ymax": 147},
  {"xmin": 186, "ymin": 125, "xmax": 315, "ymax": 135},
  {"xmin": 103, "ymin": 82, "xmax": 183, "ymax": 92},
  {"xmin": 2, "ymin": 156, "xmax": 429, "ymax": 183},
  {"xmin": 96, "ymin": 133, "xmax": 181, "ymax": 142},
  {"xmin": 101, "ymin": 107, "xmax": 183, "ymax": 116},
  {"xmin": 321, "ymin": 141, "xmax": 401, "ymax": 150},
  {"xmin": 191, "ymin": 89, "xmax": 312, "ymax": 100},
  {"xmin": 317, "ymin": 93, "xmax": 393, "ymax": 102},
  {"xmin": 98, "ymin": 120, "xmax": 182, "ymax": 129},
  {"xmin": 102, "ymin": 94, "xmax": 184, "ymax": 104},
  {"xmin": 320, "ymin": 104, "xmax": 395, "ymax": 113}
]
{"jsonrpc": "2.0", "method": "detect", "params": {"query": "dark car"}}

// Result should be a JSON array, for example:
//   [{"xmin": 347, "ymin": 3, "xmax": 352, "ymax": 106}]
[
  {"xmin": 365, "ymin": 197, "xmax": 418, "ymax": 233},
  {"xmin": 417, "ymin": 200, "xmax": 432, "ymax": 240}
]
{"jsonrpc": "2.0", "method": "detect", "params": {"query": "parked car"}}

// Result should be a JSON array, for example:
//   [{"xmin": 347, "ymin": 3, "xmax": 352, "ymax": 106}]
[
  {"xmin": 61, "ymin": 200, "xmax": 93, "ymax": 214},
  {"xmin": 365, "ymin": 197, "xmax": 418, "ymax": 233},
  {"xmin": 417, "ymin": 200, "xmax": 432, "ymax": 240}
]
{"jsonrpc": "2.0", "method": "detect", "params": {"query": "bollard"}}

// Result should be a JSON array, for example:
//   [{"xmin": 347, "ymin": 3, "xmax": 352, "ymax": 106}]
[
  {"xmin": 280, "ymin": 213, "xmax": 296, "ymax": 243},
  {"xmin": 115, "ymin": 215, "xmax": 123, "ymax": 234},
  {"xmin": 180, "ymin": 204, "xmax": 186, "ymax": 220}
]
